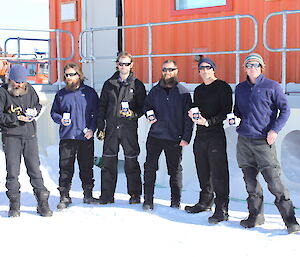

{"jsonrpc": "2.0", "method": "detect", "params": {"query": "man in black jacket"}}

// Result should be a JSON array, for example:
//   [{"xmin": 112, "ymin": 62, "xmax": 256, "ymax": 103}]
[
  {"xmin": 143, "ymin": 60, "xmax": 193, "ymax": 210},
  {"xmin": 184, "ymin": 58, "xmax": 232, "ymax": 224},
  {"xmin": 0, "ymin": 65, "xmax": 52, "ymax": 217},
  {"xmin": 97, "ymin": 51, "xmax": 146, "ymax": 204}
]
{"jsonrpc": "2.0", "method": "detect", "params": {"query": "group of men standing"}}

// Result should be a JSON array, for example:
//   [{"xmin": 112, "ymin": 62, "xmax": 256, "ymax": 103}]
[{"xmin": 0, "ymin": 51, "xmax": 299, "ymax": 234}]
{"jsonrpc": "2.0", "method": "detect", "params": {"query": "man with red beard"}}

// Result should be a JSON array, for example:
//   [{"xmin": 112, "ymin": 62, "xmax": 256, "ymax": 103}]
[
  {"xmin": 142, "ymin": 60, "xmax": 193, "ymax": 210},
  {"xmin": 51, "ymin": 62, "xmax": 99, "ymax": 209},
  {"xmin": 0, "ymin": 65, "xmax": 53, "ymax": 217}
]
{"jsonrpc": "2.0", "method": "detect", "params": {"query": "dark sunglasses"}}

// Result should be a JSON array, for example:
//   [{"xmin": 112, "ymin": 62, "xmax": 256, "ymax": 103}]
[
  {"xmin": 162, "ymin": 68, "xmax": 177, "ymax": 72},
  {"xmin": 117, "ymin": 62, "xmax": 132, "ymax": 67},
  {"xmin": 198, "ymin": 65, "xmax": 213, "ymax": 71},
  {"xmin": 65, "ymin": 72, "xmax": 78, "ymax": 77},
  {"xmin": 245, "ymin": 63, "xmax": 261, "ymax": 69}
]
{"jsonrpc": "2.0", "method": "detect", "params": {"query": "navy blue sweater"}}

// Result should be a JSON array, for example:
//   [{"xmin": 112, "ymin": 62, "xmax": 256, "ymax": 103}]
[
  {"xmin": 234, "ymin": 74, "xmax": 290, "ymax": 138},
  {"xmin": 51, "ymin": 83, "xmax": 99, "ymax": 140},
  {"xmin": 144, "ymin": 82, "xmax": 193, "ymax": 143}
]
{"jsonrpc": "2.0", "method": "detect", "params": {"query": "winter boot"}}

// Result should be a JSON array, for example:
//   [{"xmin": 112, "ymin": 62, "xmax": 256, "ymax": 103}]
[
  {"xmin": 240, "ymin": 214, "xmax": 265, "ymax": 228},
  {"xmin": 6, "ymin": 191, "xmax": 21, "ymax": 217},
  {"xmin": 142, "ymin": 195, "xmax": 154, "ymax": 211},
  {"xmin": 208, "ymin": 200, "xmax": 229, "ymax": 224},
  {"xmin": 185, "ymin": 196, "xmax": 214, "ymax": 214},
  {"xmin": 57, "ymin": 187, "xmax": 72, "ymax": 210},
  {"xmin": 35, "ymin": 190, "xmax": 53, "ymax": 217},
  {"xmin": 284, "ymin": 216, "xmax": 300, "ymax": 234},
  {"xmin": 83, "ymin": 186, "xmax": 98, "ymax": 204},
  {"xmin": 98, "ymin": 196, "xmax": 115, "ymax": 205},
  {"xmin": 129, "ymin": 195, "xmax": 141, "ymax": 204}
]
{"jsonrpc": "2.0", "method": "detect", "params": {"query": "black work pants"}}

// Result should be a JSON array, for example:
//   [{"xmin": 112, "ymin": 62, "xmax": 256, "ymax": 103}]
[
  {"xmin": 59, "ymin": 139, "xmax": 95, "ymax": 190},
  {"xmin": 193, "ymin": 129, "xmax": 229, "ymax": 207},
  {"xmin": 237, "ymin": 135, "xmax": 296, "ymax": 222},
  {"xmin": 143, "ymin": 136, "xmax": 183, "ymax": 201},
  {"xmin": 100, "ymin": 126, "xmax": 142, "ymax": 199},
  {"xmin": 2, "ymin": 135, "xmax": 47, "ymax": 193}
]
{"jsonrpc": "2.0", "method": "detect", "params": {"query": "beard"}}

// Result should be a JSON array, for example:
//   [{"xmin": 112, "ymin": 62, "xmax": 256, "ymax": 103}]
[
  {"xmin": 7, "ymin": 82, "xmax": 28, "ymax": 96},
  {"xmin": 65, "ymin": 80, "xmax": 80, "ymax": 91},
  {"xmin": 160, "ymin": 75, "xmax": 179, "ymax": 88}
]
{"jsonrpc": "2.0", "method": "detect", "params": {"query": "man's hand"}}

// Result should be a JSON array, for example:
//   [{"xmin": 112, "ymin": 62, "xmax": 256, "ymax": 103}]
[
  {"xmin": 84, "ymin": 129, "xmax": 94, "ymax": 140},
  {"xmin": 267, "ymin": 130, "xmax": 278, "ymax": 145},
  {"xmin": 179, "ymin": 140, "xmax": 188, "ymax": 147},
  {"xmin": 97, "ymin": 130, "xmax": 105, "ymax": 140},
  {"xmin": 17, "ymin": 115, "xmax": 33, "ymax": 122},
  {"xmin": 188, "ymin": 109, "xmax": 207, "ymax": 126}
]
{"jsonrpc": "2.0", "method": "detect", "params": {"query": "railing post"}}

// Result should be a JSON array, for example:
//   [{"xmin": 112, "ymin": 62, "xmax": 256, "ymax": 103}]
[
  {"xmin": 282, "ymin": 11, "xmax": 287, "ymax": 93},
  {"xmin": 56, "ymin": 29, "xmax": 62, "ymax": 89},
  {"xmin": 148, "ymin": 24, "xmax": 153, "ymax": 88},
  {"xmin": 90, "ymin": 31, "xmax": 95, "ymax": 88},
  {"xmin": 235, "ymin": 15, "xmax": 241, "ymax": 85}
]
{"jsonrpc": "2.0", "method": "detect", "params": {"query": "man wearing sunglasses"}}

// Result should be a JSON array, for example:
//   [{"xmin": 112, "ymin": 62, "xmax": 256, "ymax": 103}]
[
  {"xmin": 97, "ymin": 51, "xmax": 146, "ymax": 205},
  {"xmin": 234, "ymin": 53, "xmax": 300, "ymax": 234},
  {"xmin": 0, "ymin": 65, "xmax": 53, "ymax": 217},
  {"xmin": 185, "ymin": 57, "xmax": 232, "ymax": 224},
  {"xmin": 51, "ymin": 62, "xmax": 99, "ymax": 209},
  {"xmin": 143, "ymin": 60, "xmax": 193, "ymax": 210}
]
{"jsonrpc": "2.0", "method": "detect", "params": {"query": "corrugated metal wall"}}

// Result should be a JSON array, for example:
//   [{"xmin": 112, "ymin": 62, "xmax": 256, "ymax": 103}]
[{"xmin": 123, "ymin": 0, "xmax": 300, "ymax": 84}]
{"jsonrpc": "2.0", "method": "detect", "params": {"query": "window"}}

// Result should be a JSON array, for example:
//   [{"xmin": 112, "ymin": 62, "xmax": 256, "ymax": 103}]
[
  {"xmin": 176, "ymin": 0, "xmax": 227, "ymax": 10},
  {"xmin": 171, "ymin": 0, "xmax": 232, "ymax": 15}
]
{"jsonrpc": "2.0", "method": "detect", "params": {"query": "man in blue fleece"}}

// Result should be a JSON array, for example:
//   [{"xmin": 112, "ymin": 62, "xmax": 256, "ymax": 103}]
[
  {"xmin": 51, "ymin": 62, "xmax": 99, "ymax": 209},
  {"xmin": 234, "ymin": 53, "xmax": 300, "ymax": 234}
]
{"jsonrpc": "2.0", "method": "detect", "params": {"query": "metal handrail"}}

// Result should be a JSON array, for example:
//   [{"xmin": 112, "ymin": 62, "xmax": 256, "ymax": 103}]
[
  {"xmin": 79, "ymin": 14, "xmax": 258, "ymax": 87},
  {"xmin": 263, "ymin": 10, "xmax": 300, "ymax": 93},
  {"xmin": 0, "ymin": 28, "xmax": 75, "ymax": 87}
]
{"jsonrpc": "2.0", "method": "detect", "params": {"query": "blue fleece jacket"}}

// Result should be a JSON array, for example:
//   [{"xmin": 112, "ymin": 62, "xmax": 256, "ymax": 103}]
[
  {"xmin": 234, "ymin": 74, "xmax": 290, "ymax": 138},
  {"xmin": 144, "ymin": 82, "xmax": 193, "ymax": 143},
  {"xmin": 51, "ymin": 83, "xmax": 99, "ymax": 140}
]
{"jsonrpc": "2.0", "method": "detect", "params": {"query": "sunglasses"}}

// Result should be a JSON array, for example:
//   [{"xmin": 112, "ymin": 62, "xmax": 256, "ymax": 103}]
[
  {"xmin": 117, "ymin": 62, "xmax": 132, "ymax": 67},
  {"xmin": 162, "ymin": 68, "xmax": 177, "ymax": 72},
  {"xmin": 198, "ymin": 65, "xmax": 213, "ymax": 71},
  {"xmin": 245, "ymin": 63, "xmax": 261, "ymax": 69},
  {"xmin": 65, "ymin": 72, "xmax": 78, "ymax": 77}
]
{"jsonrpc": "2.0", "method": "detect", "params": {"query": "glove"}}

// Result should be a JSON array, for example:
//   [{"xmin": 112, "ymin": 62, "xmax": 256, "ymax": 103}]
[
  {"xmin": 119, "ymin": 109, "xmax": 134, "ymax": 118},
  {"xmin": 97, "ymin": 130, "xmax": 105, "ymax": 140}
]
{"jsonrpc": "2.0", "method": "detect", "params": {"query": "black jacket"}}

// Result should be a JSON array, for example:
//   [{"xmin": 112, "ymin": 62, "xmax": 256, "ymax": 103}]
[
  {"xmin": 0, "ymin": 83, "xmax": 42, "ymax": 138},
  {"xmin": 97, "ymin": 71, "xmax": 146, "ymax": 131},
  {"xmin": 144, "ymin": 81, "xmax": 193, "ymax": 143}
]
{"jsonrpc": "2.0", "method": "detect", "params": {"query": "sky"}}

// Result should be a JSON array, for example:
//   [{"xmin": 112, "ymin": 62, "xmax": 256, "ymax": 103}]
[{"xmin": 0, "ymin": 0, "xmax": 49, "ymax": 54}]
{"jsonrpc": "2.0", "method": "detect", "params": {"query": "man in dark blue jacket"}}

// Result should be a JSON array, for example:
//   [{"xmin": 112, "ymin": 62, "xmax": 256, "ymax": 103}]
[
  {"xmin": 51, "ymin": 62, "xmax": 99, "ymax": 209},
  {"xmin": 234, "ymin": 53, "xmax": 300, "ymax": 234},
  {"xmin": 143, "ymin": 60, "xmax": 193, "ymax": 210}
]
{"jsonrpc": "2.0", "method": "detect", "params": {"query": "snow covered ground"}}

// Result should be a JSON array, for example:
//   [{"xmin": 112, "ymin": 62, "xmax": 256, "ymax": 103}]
[{"xmin": 1, "ymin": 144, "xmax": 300, "ymax": 257}]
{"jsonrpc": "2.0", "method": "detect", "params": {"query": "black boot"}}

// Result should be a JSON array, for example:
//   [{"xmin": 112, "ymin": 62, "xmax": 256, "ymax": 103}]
[
  {"xmin": 208, "ymin": 200, "xmax": 229, "ymax": 224},
  {"xmin": 57, "ymin": 187, "xmax": 72, "ymax": 210},
  {"xmin": 240, "ymin": 214, "xmax": 265, "ymax": 228},
  {"xmin": 34, "ymin": 190, "xmax": 53, "ymax": 217},
  {"xmin": 6, "ymin": 191, "xmax": 20, "ymax": 217},
  {"xmin": 185, "ymin": 195, "xmax": 214, "ymax": 214},
  {"xmin": 83, "ymin": 185, "xmax": 98, "ymax": 204},
  {"xmin": 285, "ymin": 216, "xmax": 300, "ymax": 234},
  {"xmin": 129, "ymin": 195, "xmax": 141, "ymax": 204},
  {"xmin": 142, "ymin": 195, "xmax": 154, "ymax": 211}
]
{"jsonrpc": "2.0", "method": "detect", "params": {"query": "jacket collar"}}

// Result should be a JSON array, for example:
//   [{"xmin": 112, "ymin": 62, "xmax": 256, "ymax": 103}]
[{"xmin": 109, "ymin": 71, "xmax": 135, "ymax": 87}]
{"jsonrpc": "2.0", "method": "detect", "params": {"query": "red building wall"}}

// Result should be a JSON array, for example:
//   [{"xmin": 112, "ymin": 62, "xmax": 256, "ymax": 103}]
[{"xmin": 123, "ymin": 0, "xmax": 300, "ymax": 84}]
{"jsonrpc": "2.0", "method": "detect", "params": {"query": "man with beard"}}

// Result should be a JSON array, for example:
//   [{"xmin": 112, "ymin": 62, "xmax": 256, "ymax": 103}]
[
  {"xmin": 0, "ymin": 65, "xmax": 53, "ymax": 217},
  {"xmin": 97, "ymin": 51, "xmax": 146, "ymax": 205},
  {"xmin": 51, "ymin": 62, "xmax": 99, "ymax": 209},
  {"xmin": 184, "ymin": 57, "xmax": 232, "ymax": 224},
  {"xmin": 142, "ymin": 60, "xmax": 193, "ymax": 210}
]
